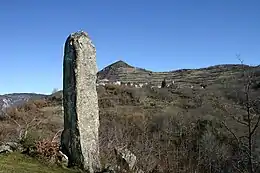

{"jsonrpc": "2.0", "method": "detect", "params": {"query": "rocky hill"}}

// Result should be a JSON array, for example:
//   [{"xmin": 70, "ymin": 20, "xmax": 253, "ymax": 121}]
[{"xmin": 97, "ymin": 60, "xmax": 151, "ymax": 82}]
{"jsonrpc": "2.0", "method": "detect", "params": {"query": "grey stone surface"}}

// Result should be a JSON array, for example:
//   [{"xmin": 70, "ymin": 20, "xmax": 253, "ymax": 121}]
[
  {"xmin": 0, "ymin": 144, "xmax": 12, "ymax": 154},
  {"xmin": 61, "ymin": 31, "xmax": 100, "ymax": 173},
  {"xmin": 5, "ymin": 142, "xmax": 23, "ymax": 151},
  {"xmin": 115, "ymin": 146, "xmax": 136, "ymax": 171},
  {"xmin": 114, "ymin": 146, "xmax": 144, "ymax": 173},
  {"xmin": 0, "ymin": 142, "xmax": 24, "ymax": 154}
]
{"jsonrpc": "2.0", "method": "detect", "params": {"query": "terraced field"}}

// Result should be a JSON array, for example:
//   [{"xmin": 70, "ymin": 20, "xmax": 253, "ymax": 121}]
[{"xmin": 97, "ymin": 60, "xmax": 260, "ymax": 88}]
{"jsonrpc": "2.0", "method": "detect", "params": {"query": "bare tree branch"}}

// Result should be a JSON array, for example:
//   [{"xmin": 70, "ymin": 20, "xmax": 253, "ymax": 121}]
[
  {"xmin": 231, "ymin": 116, "xmax": 249, "ymax": 126},
  {"xmin": 52, "ymin": 129, "xmax": 63, "ymax": 142},
  {"xmin": 221, "ymin": 121, "xmax": 240, "ymax": 144},
  {"xmin": 250, "ymin": 114, "xmax": 260, "ymax": 136}
]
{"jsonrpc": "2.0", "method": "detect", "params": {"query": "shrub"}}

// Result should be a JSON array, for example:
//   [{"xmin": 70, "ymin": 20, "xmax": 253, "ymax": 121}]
[
  {"xmin": 161, "ymin": 79, "xmax": 166, "ymax": 88},
  {"xmin": 35, "ymin": 138, "xmax": 60, "ymax": 163}
]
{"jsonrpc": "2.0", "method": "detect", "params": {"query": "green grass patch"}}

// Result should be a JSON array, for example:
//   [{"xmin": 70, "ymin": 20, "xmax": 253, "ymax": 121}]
[{"xmin": 0, "ymin": 152, "xmax": 80, "ymax": 173}]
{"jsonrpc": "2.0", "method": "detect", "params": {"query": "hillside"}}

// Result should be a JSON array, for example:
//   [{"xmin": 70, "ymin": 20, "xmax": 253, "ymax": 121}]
[{"xmin": 0, "ymin": 62, "xmax": 260, "ymax": 172}]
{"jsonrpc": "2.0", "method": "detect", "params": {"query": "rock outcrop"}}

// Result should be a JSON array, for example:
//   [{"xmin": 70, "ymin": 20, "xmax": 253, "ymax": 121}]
[
  {"xmin": 114, "ymin": 146, "xmax": 144, "ymax": 173},
  {"xmin": 0, "ymin": 142, "xmax": 23, "ymax": 154},
  {"xmin": 61, "ymin": 31, "xmax": 100, "ymax": 173}
]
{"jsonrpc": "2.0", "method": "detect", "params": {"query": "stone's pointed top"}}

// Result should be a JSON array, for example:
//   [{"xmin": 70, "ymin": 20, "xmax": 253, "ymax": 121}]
[
  {"xmin": 70, "ymin": 31, "xmax": 89, "ymax": 38},
  {"xmin": 66, "ymin": 31, "xmax": 95, "ymax": 48}
]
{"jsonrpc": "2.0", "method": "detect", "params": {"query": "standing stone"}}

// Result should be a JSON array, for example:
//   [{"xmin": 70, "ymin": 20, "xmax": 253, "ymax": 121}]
[{"xmin": 61, "ymin": 31, "xmax": 100, "ymax": 172}]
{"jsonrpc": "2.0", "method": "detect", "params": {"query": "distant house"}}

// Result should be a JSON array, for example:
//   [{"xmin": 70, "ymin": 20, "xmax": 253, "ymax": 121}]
[
  {"xmin": 97, "ymin": 78, "xmax": 110, "ymax": 85},
  {"xmin": 114, "ymin": 81, "xmax": 121, "ymax": 85},
  {"xmin": 200, "ymin": 84, "xmax": 207, "ymax": 89},
  {"xmin": 100, "ymin": 78, "xmax": 109, "ymax": 82}
]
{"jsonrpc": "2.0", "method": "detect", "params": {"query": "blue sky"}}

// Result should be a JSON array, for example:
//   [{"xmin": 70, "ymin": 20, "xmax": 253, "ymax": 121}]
[{"xmin": 0, "ymin": 0, "xmax": 259, "ymax": 94}]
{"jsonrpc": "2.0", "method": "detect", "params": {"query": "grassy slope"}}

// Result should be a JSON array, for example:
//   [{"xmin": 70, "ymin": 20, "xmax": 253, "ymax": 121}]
[{"xmin": 0, "ymin": 153, "xmax": 79, "ymax": 173}]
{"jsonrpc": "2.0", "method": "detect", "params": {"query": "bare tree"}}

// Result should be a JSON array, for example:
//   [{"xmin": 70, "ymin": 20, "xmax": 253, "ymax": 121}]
[
  {"xmin": 216, "ymin": 56, "xmax": 260, "ymax": 173},
  {"xmin": 3, "ymin": 106, "xmax": 44, "ymax": 143}
]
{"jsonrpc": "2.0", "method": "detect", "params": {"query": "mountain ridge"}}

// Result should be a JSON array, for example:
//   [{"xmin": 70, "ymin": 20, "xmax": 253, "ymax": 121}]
[
  {"xmin": 0, "ymin": 93, "xmax": 47, "ymax": 116},
  {"xmin": 0, "ymin": 60, "xmax": 259, "ymax": 112},
  {"xmin": 97, "ymin": 60, "xmax": 260, "ymax": 86}
]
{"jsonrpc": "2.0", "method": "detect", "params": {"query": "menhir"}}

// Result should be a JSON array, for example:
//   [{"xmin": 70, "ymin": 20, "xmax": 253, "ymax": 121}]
[{"xmin": 61, "ymin": 31, "xmax": 100, "ymax": 173}]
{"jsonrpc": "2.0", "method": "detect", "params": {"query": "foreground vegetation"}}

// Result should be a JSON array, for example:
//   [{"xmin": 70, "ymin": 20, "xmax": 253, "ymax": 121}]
[
  {"xmin": 0, "ymin": 152, "xmax": 79, "ymax": 173},
  {"xmin": 0, "ymin": 63, "xmax": 260, "ymax": 173}
]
